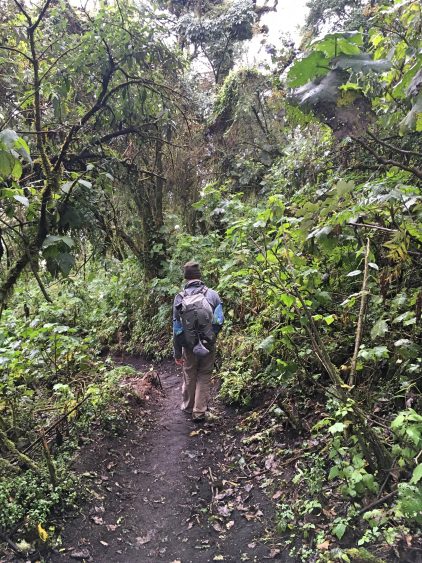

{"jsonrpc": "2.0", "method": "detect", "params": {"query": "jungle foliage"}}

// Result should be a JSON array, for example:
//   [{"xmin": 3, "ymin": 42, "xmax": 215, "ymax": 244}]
[{"xmin": 0, "ymin": 0, "xmax": 421, "ymax": 560}]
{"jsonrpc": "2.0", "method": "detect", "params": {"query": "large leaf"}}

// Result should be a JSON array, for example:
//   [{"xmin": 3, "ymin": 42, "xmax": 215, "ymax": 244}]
[
  {"xmin": 42, "ymin": 235, "xmax": 75, "ymax": 250},
  {"xmin": 310, "ymin": 31, "xmax": 363, "ymax": 58},
  {"xmin": 400, "ymin": 91, "xmax": 422, "ymax": 134},
  {"xmin": 287, "ymin": 51, "xmax": 330, "ymax": 88},
  {"xmin": 333, "ymin": 54, "xmax": 391, "ymax": 74},
  {"xmin": 0, "ymin": 150, "xmax": 15, "ymax": 178},
  {"xmin": 370, "ymin": 319, "xmax": 389, "ymax": 340},
  {"xmin": 293, "ymin": 70, "xmax": 344, "ymax": 107},
  {"xmin": 0, "ymin": 128, "xmax": 19, "ymax": 149}
]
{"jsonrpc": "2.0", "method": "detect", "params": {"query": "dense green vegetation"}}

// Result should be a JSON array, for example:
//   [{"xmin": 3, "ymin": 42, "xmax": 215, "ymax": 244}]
[{"xmin": 0, "ymin": 0, "xmax": 421, "ymax": 559}]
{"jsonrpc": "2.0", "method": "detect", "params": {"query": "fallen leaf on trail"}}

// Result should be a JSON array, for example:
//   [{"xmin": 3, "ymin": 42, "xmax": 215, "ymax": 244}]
[
  {"xmin": 81, "ymin": 471, "xmax": 96, "ymax": 478},
  {"xmin": 106, "ymin": 524, "xmax": 118, "ymax": 531},
  {"xmin": 244, "ymin": 509, "xmax": 263, "ymax": 521},
  {"xmin": 107, "ymin": 462, "xmax": 117, "ymax": 471},
  {"xmin": 213, "ymin": 556, "xmax": 224, "ymax": 561},
  {"xmin": 70, "ymin": 549, "xmax": 91, "ymax": 560},
  {"xmin": 212, "ymin": 523, "xmax": 223, "ymax": 533},
  {"xmin": 272, "ymin": 491, "xmax": 282, "ymax": 500},
  {"xmin": 226, "ymin": 520, "xmax": 234, "ymax": 530},
  {"xmin": 247, "ymin": 542, "xmax": 256, "ymax": 549},
  {"xmin": 265, "ymin": 454, "xmax": 277, "ymax": 470},
  {"xmin": 91, "ymin": 515, "xmax": 104, "ymax": 525},
  {"xmin": 404, "ymin": 534, "xmax": 413, "ymax": 547},
  {"xmin": 136, "ymin": 533, "xmax": 152, "ymax": 546},
  {"xmin": 217, "ymin": 505, "xmax": 232, "ymax": 517},
  {"xmin": 15, "ymin": 539, "xmax": 31, "ymax": 553},
  {"xmin": 317, "ymin": 540, "xmax": 330, "ymax": 551},
  {"xmin": 99, "ymin": 541, "xmax": 109, "ymax": 547},
  {"xmin": 190, "ymin": 430, "xmax": 201, "ymax": 437},
  {"xmin": 37, "ymin": 523, "xmax": 48, "ymax": 542},
  {"xmin": 93, "ymin": 505, "xmax": 105, "ymax": 513},
  {"xmin": 265, "ymin": 548, "xmax": 280, "ymax": 558}
]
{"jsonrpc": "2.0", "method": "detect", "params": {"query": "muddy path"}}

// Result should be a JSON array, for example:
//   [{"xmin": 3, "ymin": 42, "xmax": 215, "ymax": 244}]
[{"xmin": 49, "ymin": 357, "xmax": 290, "ymax": 563}]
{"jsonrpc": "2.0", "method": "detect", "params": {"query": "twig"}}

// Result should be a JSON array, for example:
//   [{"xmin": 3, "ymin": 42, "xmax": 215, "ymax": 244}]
[
  {"xmin": 22, "ymin": 395, "xmax": 89, "ymax": 455},
  {"xmin": 348, "ymin": 222, "xmax": 396, "ymax": 234},
  {"xmin": 349, "ymin": 238, "xmax": 370, "ymax": 387},
  {"xmin": 0, "ymin": 531, "xmax": 25, "ymax": 558},
  {"xmin": 351, "ymin": 135, "xmax": 422, "ymax": 180},
  {"xmin": 367, "ymin": 131, "xmax": 422, "ymax": 159},
  {"xmin": 357, "ymin": 490, "xmax": 397, "ymax": 516}
]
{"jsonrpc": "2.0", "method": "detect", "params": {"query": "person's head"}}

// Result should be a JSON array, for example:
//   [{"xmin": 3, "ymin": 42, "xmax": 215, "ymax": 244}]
[{"xmin": 183, "ymin": 260, "xmax": 201, "ymax": 281}]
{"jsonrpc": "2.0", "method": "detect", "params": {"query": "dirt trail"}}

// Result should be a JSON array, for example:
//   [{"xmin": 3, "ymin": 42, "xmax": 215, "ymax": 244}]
[{"xmin": 49, "ymin": 357, "xmax": 290, "ymax": 563}]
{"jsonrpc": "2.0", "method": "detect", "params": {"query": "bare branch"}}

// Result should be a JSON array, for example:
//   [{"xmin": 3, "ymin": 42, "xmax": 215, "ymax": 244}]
[
  {"xmin": 367, "ymin": 131, "xmax": 422, "ymax": 159},
  {"xmin": 351, "ymin": 135, "xmax": 422, "ymax": 180},
  {"xmin": 0, "ymin": 45, "xmax": 32, "ymax": 62}
]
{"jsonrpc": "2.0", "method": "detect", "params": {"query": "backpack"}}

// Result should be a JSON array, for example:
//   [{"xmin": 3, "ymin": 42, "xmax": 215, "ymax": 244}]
[{"xmin": 179, "ymin": 286, "xmax": 216, "ymax": 351}]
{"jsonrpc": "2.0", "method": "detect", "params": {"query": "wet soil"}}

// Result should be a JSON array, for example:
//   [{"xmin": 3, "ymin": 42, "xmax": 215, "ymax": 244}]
[{"xmin": 48, "ymin": 356, "xmax": 290, "ymax": 563}]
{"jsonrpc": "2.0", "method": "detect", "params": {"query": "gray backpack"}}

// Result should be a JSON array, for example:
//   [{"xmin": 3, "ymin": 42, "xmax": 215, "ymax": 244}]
[{"xmin": 179, "ymin": 286, "xmax": 216, "ymax": 352}]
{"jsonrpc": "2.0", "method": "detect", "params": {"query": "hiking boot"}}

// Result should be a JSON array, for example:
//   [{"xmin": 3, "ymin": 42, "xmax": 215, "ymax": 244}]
[{"xmin": 192, "ymin": 414, "xmax": 205, "ymax": 423}]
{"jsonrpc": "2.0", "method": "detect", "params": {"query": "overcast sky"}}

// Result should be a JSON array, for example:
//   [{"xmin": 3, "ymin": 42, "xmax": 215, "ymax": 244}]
[{"xmin": 243, "ymin": 0, "xmax": 309, "ymax": 65}]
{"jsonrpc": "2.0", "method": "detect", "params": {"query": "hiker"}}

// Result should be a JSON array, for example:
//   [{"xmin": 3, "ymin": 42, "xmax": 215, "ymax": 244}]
[{"xmin": 173, "ymin": 261, "xmax": 224, "ymax": 422}]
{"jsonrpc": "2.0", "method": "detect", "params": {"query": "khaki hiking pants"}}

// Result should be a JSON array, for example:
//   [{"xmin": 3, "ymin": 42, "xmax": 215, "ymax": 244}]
[{"xmin": 181, "ymin": 346, "xmax": 216, "ymax": 420}]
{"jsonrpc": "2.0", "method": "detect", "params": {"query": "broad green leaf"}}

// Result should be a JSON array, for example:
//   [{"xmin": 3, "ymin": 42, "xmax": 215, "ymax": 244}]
[
  {"xmin": 280, "ymin": 293, "xmax": 295, "ymax": 307},
  {"xmin": 332, "ymin": 521, "xmax": 347, "ymax": 539},
  {"xmin": 328, "ymin": 422, "xmax": 345, "ymax": 434},
  {"xmin": 410, "ymin": 464, "xmax": 422, "ymax": 485},
  {"xmin": 258, "ymin": 335, "xmax": 275, "ymax": 353},
  {"xmin": 333, "ymin": 54, "xmax": 391, "ymax": 74},
  {"xmin": 287, "ymin": 51, "xmax": 329, "ymax": 88},
  {"xmin": 43, "ymin": 235, "xmax": 75, "ymax": 249},
  {"xmin": 336, "ymin": 180, "xmax": 354, "ymax": 196},
  {"xmin": 0, "ymin": 128, "xmax": 19, "ymax": 149},
  {"xmin": 370, "ymin": 319, "xmax": 389, "ymax": 340},
  {"xmin": 0, "ymin": 150, "xmax": 15, "ymax": 177},
  {"xmin": 323, "ymin": 315, "xmax": 336, "ymax": 325},
  {"xmin": 328, "ymin": 466, "xmax": 340, "ymax": 480},
  {"xmin": 400, "ymin": 91, "xmax": 422, "ymax": 134},
  {"xmin": 347, "ymin": 270, "xmax": 362, "ymax": 277}
]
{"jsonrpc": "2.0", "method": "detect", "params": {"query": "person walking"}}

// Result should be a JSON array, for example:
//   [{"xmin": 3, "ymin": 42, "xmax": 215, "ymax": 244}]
[{"xmin": 173, "ymin": 261, "xmax": 224, "ymax": 422}]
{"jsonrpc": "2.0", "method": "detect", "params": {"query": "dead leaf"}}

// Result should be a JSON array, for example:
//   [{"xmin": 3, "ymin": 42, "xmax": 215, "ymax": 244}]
[
  {"xmin": 136, "ymin": 532, "xmax": 152, "ymax": 546},
  {"xmin": 213, "ymin": 556, "xmax": 224, "ymax": 561},
  {"xmin": 272, "ymin": 491, "xmax": 282, "ymax": 500},
  {"xmin": 91, "ymin": 515, "xmax": 104, "ymax": 525},
  {"xmin": 226, "ymin": 520, "xmax": 234, "ymax": 530},
  {"xmin": 106, "ymin": 524, "xmax": 118, "ymax": 532},
  {"xmin": 217, "ymin": 505, "xmax": 231, "ymax": 517},
  {"xmin": 190, "ymin": 430, "xmax": 201, "ymax": 437},
  {"xmin": 317, "ymin": 540, "xmax": 330, "ymax": 551},
  {"xmin": 70, "ymin": 549, "xmax": 91, "ymax": 560},
  {"xmin": 99, "ymin": 541, "xmax": 109, "ymax": 547},
  {"xmin": 266, "ymin": 548, "xmax": 280, "ymax": 558}
]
